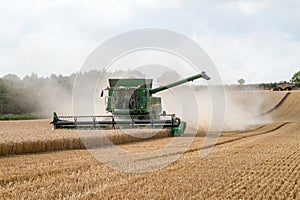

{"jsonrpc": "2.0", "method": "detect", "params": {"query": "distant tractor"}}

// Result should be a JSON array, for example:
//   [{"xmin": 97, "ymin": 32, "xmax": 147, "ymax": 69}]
[{"xmin": 272, "ymin": 81, "xmax": 295, "ymax": 91}]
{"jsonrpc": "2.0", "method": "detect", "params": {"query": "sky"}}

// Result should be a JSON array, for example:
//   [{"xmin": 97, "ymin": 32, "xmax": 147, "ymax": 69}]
[{"xmin": 0, "ymin": 0, "xmax": 300, "ymax": 84}]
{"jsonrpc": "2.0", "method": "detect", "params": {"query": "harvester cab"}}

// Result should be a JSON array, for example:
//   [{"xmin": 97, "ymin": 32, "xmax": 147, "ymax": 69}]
[
  {"xmin": 103, "ymin": 78, "xmax": 154, "ymax": 118},
  {"xmin": 51, "ymin": 71, "xmax": 210, "ymax": 136}
]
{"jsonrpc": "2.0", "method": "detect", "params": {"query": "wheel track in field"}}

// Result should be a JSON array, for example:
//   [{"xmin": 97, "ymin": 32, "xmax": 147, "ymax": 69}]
[
  {"xmin": 1, "ymin": 92, "xmax": 300, "ymax": 199},
  {"xmin": 0, "ymin": 91, "xmax": 295, "ymax": 156},
  {"xmin": 145, "ymin": 90, "xmax": 298, "ymax": 159},
  {"xmin": 260, "ymin": 92, "xmax": 291, "ymax": 116},
  {"xmin": 133, "ymin": 121, "xmax": 290, "ymax": 162}
]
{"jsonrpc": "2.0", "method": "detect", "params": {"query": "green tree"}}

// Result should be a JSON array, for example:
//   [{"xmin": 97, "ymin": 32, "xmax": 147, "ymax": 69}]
[
  {"xmin": 291, "ymin": 71, "xmax": 300, "ymax": 83},
  {"xmin": 237, "ymin": 78, "xmax": 245, "ymax": 85}
]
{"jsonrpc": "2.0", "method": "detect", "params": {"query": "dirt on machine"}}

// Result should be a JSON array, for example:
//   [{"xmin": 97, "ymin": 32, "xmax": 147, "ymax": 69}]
[{"xmin": 51, "ymin": 71, "xmax": 210, "ymax": 136}]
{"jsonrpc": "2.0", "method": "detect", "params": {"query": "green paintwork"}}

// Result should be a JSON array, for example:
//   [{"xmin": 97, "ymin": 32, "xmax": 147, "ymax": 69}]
[
  {"xmin": 149, "ymin": 73, "xmax": 207, "ymax": 94},
  {"xmin": 104, "ymin": 72, "xmax": 210, "ymax": 120},
  {"xmin": 109, "ymin": 79, "xmax": 152, "ymax": 88},
  {"xmin": 172, "ymin": 121, "xmax": 186, "ymax": 136},
  {"xmin": 52, "ymin": 72, "xmax": 210, "ymax": 135}
]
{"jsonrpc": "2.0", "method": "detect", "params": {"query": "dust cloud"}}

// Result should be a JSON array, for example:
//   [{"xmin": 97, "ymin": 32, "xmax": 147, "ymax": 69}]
[
  {"xmin": 196, "ymin": 88, "xmax": 272, "ymax": 132},
  {"xmin": 36, "ymin": 70, "xmax": 272, "ymax": 134},
  {"xmin": 29, "ymin": 77, "xmax": 74, "ymax": 117},
  {"xmin": 158, "ymin": 86, "xmax": 271, "ymax": 134},
  {"xmin": 150, "ymin": 70, "xmax": 272, "ymax": 133}
]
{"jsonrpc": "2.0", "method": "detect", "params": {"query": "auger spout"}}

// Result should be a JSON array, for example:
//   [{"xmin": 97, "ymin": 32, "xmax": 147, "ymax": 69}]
[{"xmin": 149, "ymin": 71, "xmax": 210, "ymax": 94}]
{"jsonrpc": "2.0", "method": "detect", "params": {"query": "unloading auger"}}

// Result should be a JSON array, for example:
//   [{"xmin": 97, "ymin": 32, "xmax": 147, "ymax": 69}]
[{"xmin": 51, "ymin": 71, "xmax": 210, "ymax": 136}]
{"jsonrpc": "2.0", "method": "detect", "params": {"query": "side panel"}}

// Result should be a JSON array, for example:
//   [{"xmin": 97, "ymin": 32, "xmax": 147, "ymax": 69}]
[
  {"xmin": 105, "ymin": 89, "xmax": 114, "ymax": 112},
  {"xmin": 105, "ymin": 97, "xmax": 112, "ymax": 112},
  {"xmin": 148, "ymin": 97, "xmax": 162, "ymax": 115},
  {"xmin": 136, "ymin": 89, "xmax": 148, "ymax": 112}
]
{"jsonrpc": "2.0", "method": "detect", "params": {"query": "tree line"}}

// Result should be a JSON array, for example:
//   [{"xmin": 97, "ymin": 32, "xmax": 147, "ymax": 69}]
[
  {"xmin": 0, "ymin": 70, "xmax": 299, "ymax": 115},
  {"xmin": 0, "ymin": 73, "xmax": 74, "ymax": 115},
  {"xmin": 0, "ymin": 70, "xmax": 142, "ymax": 115}
]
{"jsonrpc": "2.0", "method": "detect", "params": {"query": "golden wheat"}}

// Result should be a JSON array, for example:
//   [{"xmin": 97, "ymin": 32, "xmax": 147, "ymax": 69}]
[
  {"xmin": 0, "ymin": 119, "xmax": 171, "ymax": 155},
  {"xmin": 0, "ymin": 91, "xmax": 299, "ymax": 199},
  {"xmin": 0, "ymin": 121, "xmax": 299, "ymax": 199}
]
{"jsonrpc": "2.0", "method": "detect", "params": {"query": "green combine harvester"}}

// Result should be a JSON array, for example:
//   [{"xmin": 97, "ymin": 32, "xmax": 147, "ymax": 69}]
[{"xmin": 51, "ymin": 71, "xmax": 210, "ymax": 136}]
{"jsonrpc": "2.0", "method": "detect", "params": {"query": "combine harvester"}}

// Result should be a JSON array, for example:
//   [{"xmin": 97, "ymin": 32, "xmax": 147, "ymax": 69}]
[{"xmin": 51, "ymin": 72, "xmax": 210, "ymax": 136}]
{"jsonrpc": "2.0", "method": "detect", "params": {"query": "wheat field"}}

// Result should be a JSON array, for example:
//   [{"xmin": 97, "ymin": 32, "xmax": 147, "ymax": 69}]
[{"xmin": 0, "ymin": 91, "xmax": 299, "ymax": 199}]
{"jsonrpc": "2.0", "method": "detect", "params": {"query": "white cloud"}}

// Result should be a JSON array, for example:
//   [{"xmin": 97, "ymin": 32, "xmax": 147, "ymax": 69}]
[
  {"xmin": 227, "ymin": 0, "xmax": 266, "ymax": 15},
  {"xmin": 137, "ymin": 0, "xmax": 183, "ymax": 9},
  {"xmin": 0, "ymin": 0, "xmax": 300, "ymax": 83},
  {"xmin": 0, "ymin": 0, "xmax": 134, "ymax": 77},
  {"xmin": 194, "ymin": 29, "xmax": 300, "ymax": 83}
]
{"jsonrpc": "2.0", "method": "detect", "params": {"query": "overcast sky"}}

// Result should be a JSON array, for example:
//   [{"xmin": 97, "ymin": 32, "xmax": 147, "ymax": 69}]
[{"xmin": 0, "ymin": 0, "xmax": 300, "ymax": 83}]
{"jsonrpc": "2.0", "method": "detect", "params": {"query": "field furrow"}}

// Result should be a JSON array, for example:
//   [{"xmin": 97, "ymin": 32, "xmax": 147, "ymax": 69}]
[{"xmin": 0, "ymin": 90, "xmax": 299, "ymax": 199}]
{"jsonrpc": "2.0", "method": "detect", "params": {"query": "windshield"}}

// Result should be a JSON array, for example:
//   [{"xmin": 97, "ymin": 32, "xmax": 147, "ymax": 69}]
[{"xmin": 112, "ymin": 89, "xmax": 136, "ymax": 109}]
